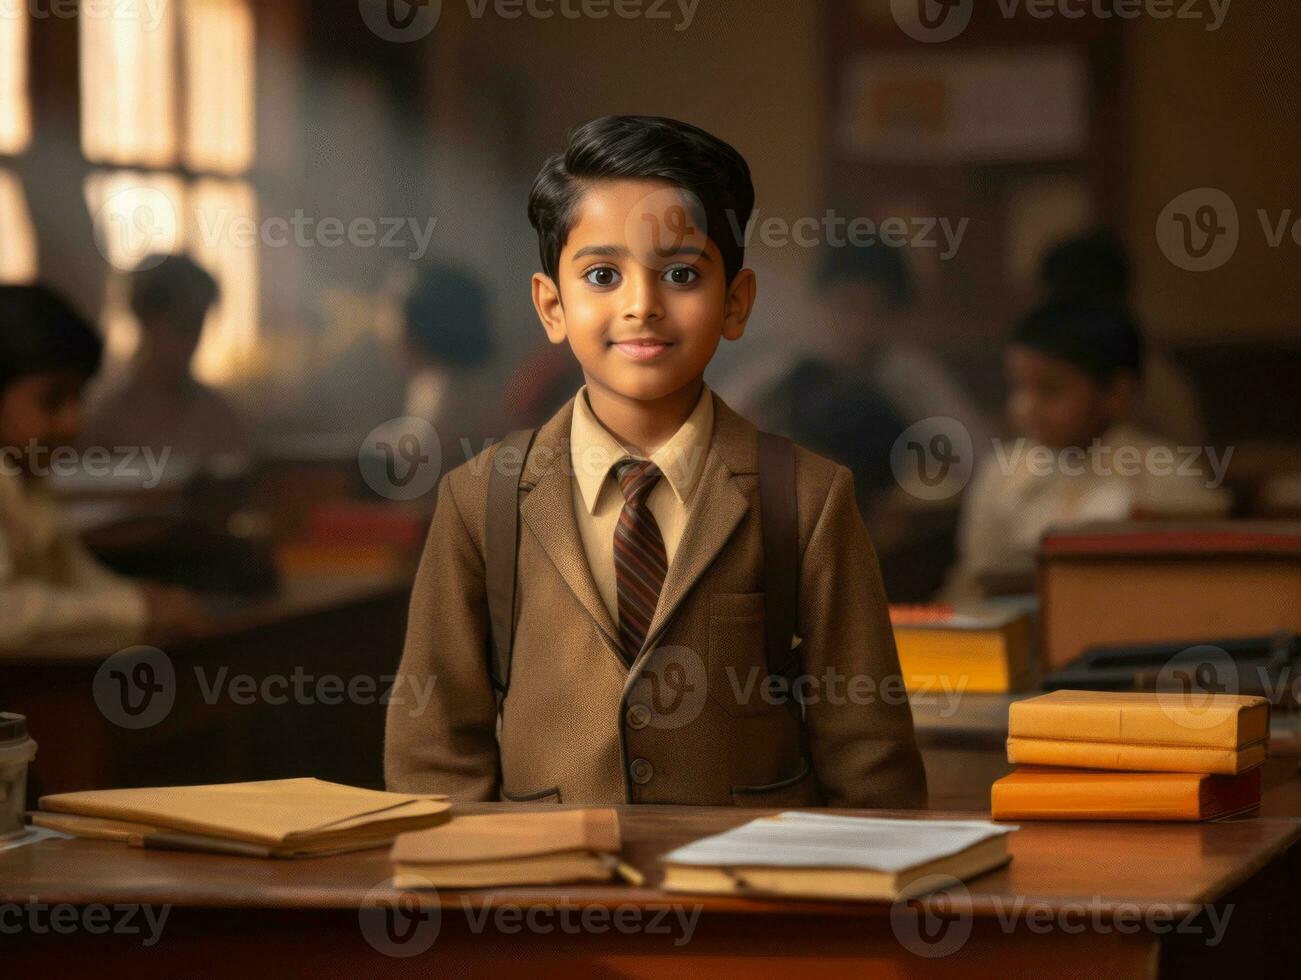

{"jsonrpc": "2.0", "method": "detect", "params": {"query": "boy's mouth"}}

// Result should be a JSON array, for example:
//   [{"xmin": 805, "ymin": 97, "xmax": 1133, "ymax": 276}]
[{"xmin": 609, "ymin": 337, "xmax": 674, "ymax": 361}]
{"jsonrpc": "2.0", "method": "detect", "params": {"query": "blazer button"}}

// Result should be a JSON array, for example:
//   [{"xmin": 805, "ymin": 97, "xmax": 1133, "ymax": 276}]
[
  {"xmin": 629, "ymin": 758, "xmax": 654, "ymax": 785},
  {"xmin": 626, "ymin": 703, "xmax": 651, "ymax": 730}
]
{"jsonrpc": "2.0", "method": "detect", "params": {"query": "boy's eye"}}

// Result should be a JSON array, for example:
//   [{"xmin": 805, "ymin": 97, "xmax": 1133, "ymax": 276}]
[
  {"xmin": 663, "ymin": 265, "xmax": 699, "ymax": 286},
  {"xmin": 583, "ymin": 266, "xmax": 620, "ymax": 288}
]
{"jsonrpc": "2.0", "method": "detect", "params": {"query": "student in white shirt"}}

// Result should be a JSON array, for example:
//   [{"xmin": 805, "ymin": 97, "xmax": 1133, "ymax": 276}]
[
  {"xmin": 0, "ymin": 285, "xmax": 209, "ymax": 653},
  {"xmin": 944, "ymin": 301, "xmax": 1230, "ymax": 601}
]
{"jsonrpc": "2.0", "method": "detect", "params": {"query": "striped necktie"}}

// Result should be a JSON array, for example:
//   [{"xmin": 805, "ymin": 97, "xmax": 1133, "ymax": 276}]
[{"xmin": 613, "ymin": 458, "xmax": 667, "ymax": 665}]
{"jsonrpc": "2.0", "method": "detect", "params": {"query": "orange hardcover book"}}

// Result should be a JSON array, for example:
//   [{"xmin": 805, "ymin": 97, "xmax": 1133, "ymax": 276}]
[
  {"xmin": 1006, "ymin": 690, "xmax": 1269, "ymax": 775},
  {"xmin": 991, "ymin": 767, "xmax": 1262, "ymax": 821}
]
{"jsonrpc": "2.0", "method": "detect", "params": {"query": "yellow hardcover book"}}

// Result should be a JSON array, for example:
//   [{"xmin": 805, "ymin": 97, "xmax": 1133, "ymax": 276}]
[
  {"xmin": 1008, "ymin": 690, "xmax": 1269, "ymax": 749},
  {"xmin": 1004, "ymin": 736, "xmax": 1265, "ymax": 775},
  {"xmin": 1006, "ymin": 690, "xmax": 1270, "ymax": 775},
  {"xmin": 891, "ymin": 605, "xmax": 1032, "ymax": 693}
]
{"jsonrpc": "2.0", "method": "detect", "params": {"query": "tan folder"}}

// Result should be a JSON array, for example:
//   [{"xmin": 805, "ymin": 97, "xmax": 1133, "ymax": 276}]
[{"xmin": 39, "ymin": 778, "xmax": 450, "ymax": 856}]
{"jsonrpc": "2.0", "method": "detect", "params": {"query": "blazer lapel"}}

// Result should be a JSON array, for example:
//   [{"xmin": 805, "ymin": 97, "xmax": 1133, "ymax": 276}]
[{"xmin": 518, "ymin": 407, "xmax": 623, "ymax": 655}]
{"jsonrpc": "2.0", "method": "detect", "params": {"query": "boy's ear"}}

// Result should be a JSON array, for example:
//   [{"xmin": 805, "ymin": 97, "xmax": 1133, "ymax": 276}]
[
  {"xmin": 531, "ymin": 273, "xmax": 568, "ymax": 345},
  {"xmin": 721, "ymin": 268, "xmax": 757, "ymax": 342}
]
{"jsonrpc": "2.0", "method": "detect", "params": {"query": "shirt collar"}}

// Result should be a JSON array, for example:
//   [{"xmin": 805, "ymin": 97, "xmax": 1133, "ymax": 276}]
[{"xmin": 569, "ymin": 383, "xmax": 715, "ymax": 515}]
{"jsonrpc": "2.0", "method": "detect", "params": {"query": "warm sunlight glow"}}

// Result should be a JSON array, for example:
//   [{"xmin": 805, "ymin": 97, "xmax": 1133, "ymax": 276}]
[
  {"xmin": 190, "ymin": 178, "xmax": 260, "ymax": 383},
  {"xmin": 183, "ymin": 0, "xmax": 256, "ymax": 174},
  {"xmin": 0, "ymin": 169, "xmax": 37, "ymax": 283},
  {"xmin": 80, "ymin": 0, "xmax": 179, "ymax": 166},
  {"xmin": 0, "ymin": 4, "xmax": 31, "ymax": 154}
]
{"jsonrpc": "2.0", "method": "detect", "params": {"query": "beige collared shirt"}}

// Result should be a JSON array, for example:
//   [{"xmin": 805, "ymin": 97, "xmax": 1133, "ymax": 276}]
[
  {"xmin": 0, "ymin": 469, "xmax": 148, "ymax": 654},
  {"xmin": 569, "ymin": 384, "xmax": 714, "ymax": 622}
]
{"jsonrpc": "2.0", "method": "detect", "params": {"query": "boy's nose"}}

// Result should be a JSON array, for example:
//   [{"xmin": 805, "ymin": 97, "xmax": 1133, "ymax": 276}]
[{"xmin": 621, "ymin": 270, "xmax": 665, "ymax": 322}]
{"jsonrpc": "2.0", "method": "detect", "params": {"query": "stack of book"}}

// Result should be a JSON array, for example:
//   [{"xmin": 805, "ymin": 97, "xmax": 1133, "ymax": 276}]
[
  {"xmin": 889, "ymin": 603, "xmax": 1034, "ymax": 694},
  {"xmin": 390, "ymin": 808, "xmax": 637, "ymax": 887},
  {"xmin": 992, "ymin": 690, "xmax": 1268, "ymax": 821}
]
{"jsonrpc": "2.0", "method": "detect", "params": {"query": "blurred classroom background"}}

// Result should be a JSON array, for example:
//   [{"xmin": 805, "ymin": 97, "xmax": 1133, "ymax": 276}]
[{"xmin": 3, "ymin": 0, "xmax": 1300, "ymax": 800}]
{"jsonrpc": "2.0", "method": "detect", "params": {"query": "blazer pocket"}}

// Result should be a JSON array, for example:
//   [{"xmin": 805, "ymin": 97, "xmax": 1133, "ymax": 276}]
[
  {"xmin": 708, "ymin": 592, "xmax": 783, "ymax": 718},
  {"xmin": 731, "ymin": 762, "xmax": 819, "ymax": 808},
  {"xmin": 500, "ymin": 785, "xmax": 562, "ymax": 804}
]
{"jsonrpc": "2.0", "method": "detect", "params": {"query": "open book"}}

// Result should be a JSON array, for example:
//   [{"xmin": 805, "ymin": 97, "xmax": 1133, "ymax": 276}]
[
  {"xmin": 35, "ymin": 778, "xmax": 450, "ymax": 858},
  {"xmin": 662, "ymin": 812, "xmax": 1014, "ymax": 902}
]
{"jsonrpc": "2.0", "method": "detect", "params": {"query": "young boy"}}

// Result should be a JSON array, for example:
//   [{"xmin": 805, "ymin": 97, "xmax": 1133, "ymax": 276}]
[
  {"xmin": 386, "ymin": 116, "xmax": 926, "ymax": 808},
  {"xmin": 0, "ymin": 285, "xmax": 209, "ymax": 653},
  {"xmin": 79, "ymin": 255, "xmax": 252, "ymax": 462},
  {"xmin": 944, "ymin": 300, "xmax": 1231, "ymax": 601}
]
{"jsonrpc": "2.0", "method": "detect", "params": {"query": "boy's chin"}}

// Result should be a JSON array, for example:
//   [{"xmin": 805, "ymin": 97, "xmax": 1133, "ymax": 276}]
[{"xmin": 590, "ymin": 370, "xmax": 700, "ymax": 404}]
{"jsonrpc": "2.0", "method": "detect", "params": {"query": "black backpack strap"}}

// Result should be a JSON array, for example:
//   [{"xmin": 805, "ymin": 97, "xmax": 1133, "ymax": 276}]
[
  {"xmin": 757, "ymin": 431, "xmax": 800, "ymax": 696},
  {"xmin": 485, "ymin": 428, "xmax": 537, "ymax": 702}
]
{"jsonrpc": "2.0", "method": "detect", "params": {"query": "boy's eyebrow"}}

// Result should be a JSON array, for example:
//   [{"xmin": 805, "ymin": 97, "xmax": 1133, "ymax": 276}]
[
  {"xmin": 570, "ymin": 244, "xmax": 713, "ymax": 261},
  {"xmin": 571, "ymin": 244, "xmax": 629, "ymax": 260}
]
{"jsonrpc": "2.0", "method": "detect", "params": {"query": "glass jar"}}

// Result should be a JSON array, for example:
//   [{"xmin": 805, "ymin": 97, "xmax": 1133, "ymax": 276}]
[{"xmin": 0, "ymin": 713, "xmax": 37, "ymax": 840}]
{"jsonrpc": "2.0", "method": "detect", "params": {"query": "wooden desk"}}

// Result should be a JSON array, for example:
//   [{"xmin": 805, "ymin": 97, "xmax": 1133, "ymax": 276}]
[
  {"xmin": 1, "ymin": 804, "xmax": 1298, "ymax": 978},
  {"xmin": 0, "ymin": 574, "xmax": 410, "ymax": 801}
]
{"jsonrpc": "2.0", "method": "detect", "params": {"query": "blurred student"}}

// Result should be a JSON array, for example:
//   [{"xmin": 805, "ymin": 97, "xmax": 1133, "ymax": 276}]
[
  {"xmin": 817, "ymin": 241, "xmax": 995, "ymax": 453},
  {"xmin": 0, "ymin": 285, "xmax": 210, "ymax": 653},
  {"xmin": 400, "ymin": 264, "xmax": 496, "ymax": 429},
  {"xmin": 944, "ymin": 301, "xmax": 1230, "ymax": 601},
  {"xmin": 747, "ymin": 242, "xmax": 994, "ymax": 469},
  {"xmin": 1040, "ymin": 230, "xmax": 1205, "ymax": 446},
  {"xmin": 80, "ymin": 255, "xmax": 252, "ymax": 463}
]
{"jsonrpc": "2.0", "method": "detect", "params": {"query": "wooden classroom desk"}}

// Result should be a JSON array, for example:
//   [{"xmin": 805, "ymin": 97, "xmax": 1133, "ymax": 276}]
[
  {"xmin": 0, "ymin": 573, "xmax": 411, "ymax": 801},
  {"xmin": 1, "ymin": 804, "xmax": 1298, "ymax": 979}
]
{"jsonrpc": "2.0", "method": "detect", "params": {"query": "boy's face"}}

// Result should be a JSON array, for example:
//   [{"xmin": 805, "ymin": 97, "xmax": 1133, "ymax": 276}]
[
  {"xmin": 139, "ymin": 313, "xmax": 205, "ymax": 380},
  {"xmin": 532, "ymin": 178, "xmax": 755, "ymax": 405},
  {"xmin": 1005, "ymin": 345, "xmax": 1133, "ymax": 450},
  {"xmin": 0, "ymin": 371, "xmax": 89, "ymax": 471}
]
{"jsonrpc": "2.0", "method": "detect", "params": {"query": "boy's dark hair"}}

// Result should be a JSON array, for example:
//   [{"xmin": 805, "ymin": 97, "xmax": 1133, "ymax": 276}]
[
  {"xmin": 0, "ymin": 285, "xmax": 104, "ymax": 393},
  {"xmin": 130, "ymin": 254, "xmax": 220, "ymax": 330},
  {"xmin": 528, "ymin": 115, "xmax": 754, "ymax": 284},
  {"xmin": 1010, "ymin": 300, "xmax": 1145, "ymax": 384},
  {"xmin": 816, "ymin": 240, "xmax": 914, "ymax": 311},
  {"xmin": 1040, "ymin": 230, "xmax": 1130, "ymax": 309},
  {"xmin": 404, "ymin": 264, "xmax": 495, "ymax": 368}
]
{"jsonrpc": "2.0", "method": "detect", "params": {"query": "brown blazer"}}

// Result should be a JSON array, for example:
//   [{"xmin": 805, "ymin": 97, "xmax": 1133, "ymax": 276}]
[{"xmin": 385, "ymin": 392, "xmax": 927, "ymax": 808}]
